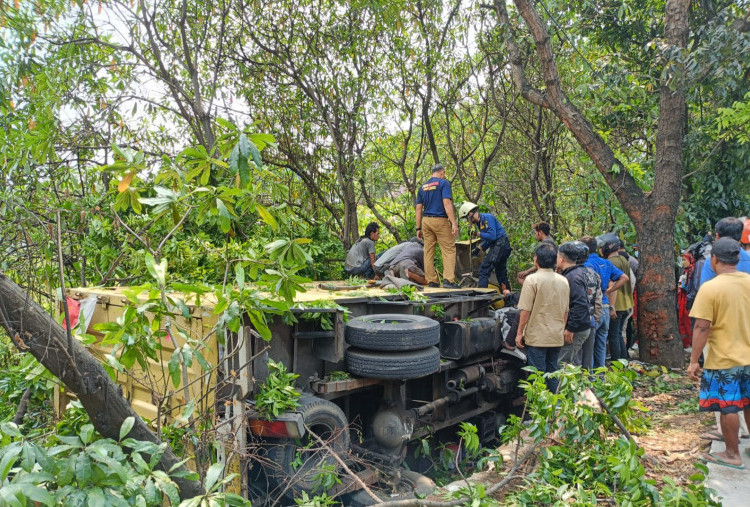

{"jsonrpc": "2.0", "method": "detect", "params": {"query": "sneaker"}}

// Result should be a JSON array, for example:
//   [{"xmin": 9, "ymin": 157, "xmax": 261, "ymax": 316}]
[
  {"xmin": 442, "ymin": 281, "xmax": 460, "ymax": 289},
  {"xmin": 501, "ymin": 347, "xmax": 527, "ymax": 362},
  {"xmin": 427, "ymin": 282, "xmax": 440, "ymax": 288}
]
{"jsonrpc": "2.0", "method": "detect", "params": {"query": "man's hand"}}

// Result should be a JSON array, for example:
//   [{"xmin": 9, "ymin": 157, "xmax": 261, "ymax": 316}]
[
  {"xmin": 451, "ymin": 222, "xmax": 459, "ymax": 236},
  {"xmin": 687, "ymin": 361, "xmax": 702, "ymax": 381},
  {"xmin": 564, "ymin": 329, "xmax": 574, "ymax": 344},
  {"xmin": 609, "ymin": 307, "xmax": 617, "ymax": 319},
  {"xmin": 515, "ymin": 334, "xmax": 524, "ymax": 349},
  {"xmin": 417, "ymin": 229, "xmax": 423, "ymax": 241}
]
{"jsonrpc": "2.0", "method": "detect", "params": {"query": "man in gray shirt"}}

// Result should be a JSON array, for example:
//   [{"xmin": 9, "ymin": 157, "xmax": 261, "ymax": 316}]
[{"xmin": 345, "ymin": 222, "xmax": 380, "ymax": 278}]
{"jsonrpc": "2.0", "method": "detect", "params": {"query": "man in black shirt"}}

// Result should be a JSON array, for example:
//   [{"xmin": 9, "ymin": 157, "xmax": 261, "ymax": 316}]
[{"xmin": 557, "ymin": 242, "xmax": 594, "ymax": 365}]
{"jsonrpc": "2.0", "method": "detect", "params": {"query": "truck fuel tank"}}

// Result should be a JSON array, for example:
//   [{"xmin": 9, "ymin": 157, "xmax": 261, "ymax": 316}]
[{"xmin": 439, "ymin": 317, "xmax": 500, "ymax": 360}]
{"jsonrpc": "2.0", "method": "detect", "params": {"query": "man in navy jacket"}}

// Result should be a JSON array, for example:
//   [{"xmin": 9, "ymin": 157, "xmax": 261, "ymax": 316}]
[{"xmin": 458, "ymin": 202, "xmax": 512, "ymax": 290}]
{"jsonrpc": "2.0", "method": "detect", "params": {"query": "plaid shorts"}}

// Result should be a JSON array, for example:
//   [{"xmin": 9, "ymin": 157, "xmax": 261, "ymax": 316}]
[{"xmin": 699, "ymin": 365, "xmax": 750, "ymax": 414}]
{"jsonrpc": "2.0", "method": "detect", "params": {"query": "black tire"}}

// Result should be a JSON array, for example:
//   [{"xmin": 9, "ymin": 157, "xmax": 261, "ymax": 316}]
[
  {"xmin": 265, "ymin": 396, "xmax": 350, "ymax": 498},
  {"xmin": 345, "ymin": 313, "xmax": 440, "ymax": 351},
  {"xmin": 346, "ymin": 347, "xmax": 440, "ymax": 379},
  {"xmin": 345, "ymin": 469, "xmax": 436, "ymax": 506}
]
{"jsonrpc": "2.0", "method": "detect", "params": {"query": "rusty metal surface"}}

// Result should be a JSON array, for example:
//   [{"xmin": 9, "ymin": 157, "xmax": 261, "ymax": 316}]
[{"xmin": 310, "ymin": 377, "xmax": 382, "ymax": 394}]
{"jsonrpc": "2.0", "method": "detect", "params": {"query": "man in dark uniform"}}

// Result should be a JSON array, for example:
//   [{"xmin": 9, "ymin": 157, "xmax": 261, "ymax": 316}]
[
  {"xmin": 415, "ymin": 164, "xmax": 459, "ymax": 288},
  {"xmin": 458, "ymin": 201, "xmax": 512, "ymax": 291}
]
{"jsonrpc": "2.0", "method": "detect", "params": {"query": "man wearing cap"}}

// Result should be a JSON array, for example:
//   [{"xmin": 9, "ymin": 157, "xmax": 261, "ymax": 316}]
[
  {"xmin": 700, "ymin": 217, "xmax": 750, "ymax": 284},
  {"xmin": 458, "ymin": 202, "xmax": 512, "ymax": 290},
  {"xmin": 415, "ymin": 164, "xmax": 459, "ymax": 289},
  {"xmin": 697, "ymin": 217, "xmax": 750, "ymax": 444},
  {"xmin": 557, "ymin": 242, "xmax": 595, "ymax": 365},
  {"xmin": 688, "ymin": 237, "xmax": 750, "ymax": 469}
]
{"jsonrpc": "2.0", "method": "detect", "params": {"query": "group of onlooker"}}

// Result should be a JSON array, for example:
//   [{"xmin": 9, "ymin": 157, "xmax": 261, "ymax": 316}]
[{"xmin": 502, "ymin": 230, "xmax": 637, "ymax": 386}]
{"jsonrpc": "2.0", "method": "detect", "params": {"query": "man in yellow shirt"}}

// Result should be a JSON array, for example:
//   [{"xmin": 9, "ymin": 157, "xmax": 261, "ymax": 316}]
[{"xmin": 688, "ymin": 237, "xmax": 750, "ymax": 469}]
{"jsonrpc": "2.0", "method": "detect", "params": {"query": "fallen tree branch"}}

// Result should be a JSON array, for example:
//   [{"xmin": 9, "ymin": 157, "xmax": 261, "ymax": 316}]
[
  {"xmin": 305, "ymin": 423, "xmax": 382, "ymax": 505},
  {"xmin": 373, "ymin": 440, "xmax": 540, "ymax": 507},
  {"xmin": 0, "ymin": 272, "xmax": 204, "ymax": 500}
]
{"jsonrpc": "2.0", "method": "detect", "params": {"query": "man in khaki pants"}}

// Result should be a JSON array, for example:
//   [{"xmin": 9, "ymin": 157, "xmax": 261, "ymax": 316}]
[{"xmin": 415, "ymin": 164, "xmax": 459, "ymax": 288}]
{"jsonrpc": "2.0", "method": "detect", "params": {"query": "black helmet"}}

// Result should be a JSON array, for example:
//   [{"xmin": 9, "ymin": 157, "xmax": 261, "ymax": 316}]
[
  {"xmin": 597, "ymin": 232, "xmax": 620, "ymax": 257},
  {"xmin": 571, "ymin": 240, "xmax": 589, "ymax": 264}
]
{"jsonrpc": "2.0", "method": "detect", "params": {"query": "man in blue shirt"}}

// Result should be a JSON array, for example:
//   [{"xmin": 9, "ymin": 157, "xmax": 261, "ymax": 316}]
[
  {"xmin": 581, "ymin": 236, "xmax": 629, "ymax": 368},
  {"xmin": 700, "ymin": 217, "xmax": 750, "ymax": 285},
  {"xmin": 415, "ymin": 164, "xmax": 459, "ymax": 288},
  {"xmin": 458, "ymin": 202, "xmax": 512, "ymax": 290}
]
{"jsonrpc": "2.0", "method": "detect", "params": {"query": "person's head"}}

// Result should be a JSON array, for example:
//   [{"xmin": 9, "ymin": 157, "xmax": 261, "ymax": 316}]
[
  {"xmin": 431, "ymin": 163, "xmax": 446, "ymax": 179},
  {"xmin": 633, "ymin": 243, "xmax": 639, "ymax": 257},
  {"xmin": 557, "ymin": 242, "xmax": 579, "ymax": 269},
  {"xmin": 714, "ymin": 217, "xmax": 744, "ymax": 241},
  {"xmin": 534, "ymin": 242, "xmax": 558, "ymax": 269},
  {"xmin": 580, "ymin": 236, "xmax": 598, "ymax": 257},
  {"xmin": 710, "ymin": 237, "xmax": 740, "ymax": 272},
  {"xmin": 532, "ymin": 221, "xmax": 551, "ymax": 241},
  {"xmin": 364, "ymin": 222, "xmax": 380, "ymax": 241},
  {"xmin": 681, "ymin": 251, "xmax": 693, "ymax": 268},
  {"xmin": 572, "ymin": 241, "xmax": 590, "ymax": 265},
  {"xmin": 458, "ymin": 202, "xmax": 479, "ymax": 223},
  {"xmin": 600, "ymin": 237, "xmax": 620, "ymax": 258}
]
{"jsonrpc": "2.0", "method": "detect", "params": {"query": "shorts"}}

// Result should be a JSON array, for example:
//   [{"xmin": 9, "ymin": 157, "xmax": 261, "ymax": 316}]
[{"xmin": 699, "ymin": 365, "xmax": 750, "ymax": 414}]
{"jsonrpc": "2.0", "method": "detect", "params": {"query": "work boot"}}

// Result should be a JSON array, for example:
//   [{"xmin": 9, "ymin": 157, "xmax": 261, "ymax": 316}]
[
  {"xmin": 442, "ymin": 281, "xmax": 460, "ymax": 289},
  {"xmin": 428, "ymin": 282, "xmax": 440, "ymax": 288}
]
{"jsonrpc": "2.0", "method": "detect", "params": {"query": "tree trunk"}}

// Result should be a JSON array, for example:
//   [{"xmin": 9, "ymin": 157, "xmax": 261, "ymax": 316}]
[
  {"xmin": 342, "ymin": 181, "xmax": 359, "ymax": 250},
  {"xmin": 632, "ymin": 0, "xmax": 690, "ymax": 367},
  {"xmin": 0, "ymin": 273, "xmax": 204, "ymax": 500}
]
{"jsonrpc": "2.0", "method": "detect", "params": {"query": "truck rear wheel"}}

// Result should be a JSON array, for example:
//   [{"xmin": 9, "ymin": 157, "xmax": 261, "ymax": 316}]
[
  {"xmin": 265, "ymin": 396, "xmax": 350, "ymax": 498},
  {"xmin": 345, "ymin": 313, "xmax": 440, "ymax": 351},
  {"xmin": 346, "ymin": 347, "xmax": 441, "ymax": 379}
]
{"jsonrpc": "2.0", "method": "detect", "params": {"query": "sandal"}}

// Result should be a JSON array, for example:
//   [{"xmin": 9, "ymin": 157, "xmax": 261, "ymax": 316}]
[
  {"xmin": 701, "ymin": 452, "xmax": 745, "ymax": 469},
  {"xmin": 699, "ymin": 430, "xmax": 724, "ymax": 442}
]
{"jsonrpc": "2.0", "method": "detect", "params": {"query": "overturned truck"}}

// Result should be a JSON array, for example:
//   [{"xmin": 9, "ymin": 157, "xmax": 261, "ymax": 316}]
[{"xmin": 61, "ymin": 279, "xmax": 525, "ymax": 505}]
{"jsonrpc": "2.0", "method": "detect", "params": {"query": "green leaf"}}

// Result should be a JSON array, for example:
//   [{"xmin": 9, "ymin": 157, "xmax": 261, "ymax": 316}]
[
  {"xmin": 168, "ymin": 350, "xmax": 182, "ymax": 388},
  {"xmin": 120, "ymin": 417, "xmax": 135, "ymax": 440},
  {"xmin": 0, "ymin": 422, "xmax": 22, "ymax": 438},
  {"xmin": 145, "ymin": 253, "xmax": 167, "ymax": 287},
  {"xmin": 255, "ymin": 203, "xmax": 277, "ymax": 230},
  {"xmin": 0, "ymin": 443, "xmax": 23, "ymax": 481},
  {"xmin": 204, "ymin": 462, "xmax": 224, "ymax": 492},
  {"xmin": 79, "ymin": 424, "xmax": 94, "ymax": 445},
  {"xmin": 86, "ymin": 487, "xmax": 107, "ymax": 507}
]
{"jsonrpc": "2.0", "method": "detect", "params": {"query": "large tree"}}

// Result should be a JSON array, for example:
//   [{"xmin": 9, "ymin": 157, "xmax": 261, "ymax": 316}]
[{"xmin": 490, "ymin": 0, "xmax": 691, "ymax": 366}]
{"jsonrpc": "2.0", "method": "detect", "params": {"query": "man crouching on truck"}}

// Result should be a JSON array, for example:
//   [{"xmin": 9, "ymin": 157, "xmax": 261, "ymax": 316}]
[
  {"xmin": 515, "ymin": 242, "xmax": 569, "ymax": 392},
  {"xmin": 345, "ymin": 222, "xmax": 380, "ymax": 279}
]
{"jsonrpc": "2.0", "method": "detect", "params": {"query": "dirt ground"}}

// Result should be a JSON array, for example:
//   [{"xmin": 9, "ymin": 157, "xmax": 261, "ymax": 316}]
[{"xmin": 630, "ymin": 369, "xmax": 713, "ymax": 488}]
